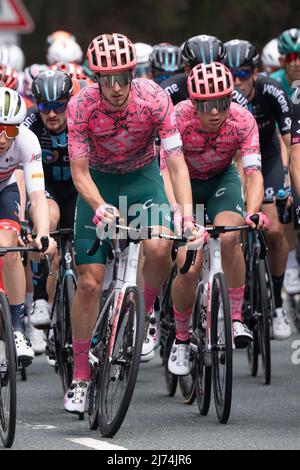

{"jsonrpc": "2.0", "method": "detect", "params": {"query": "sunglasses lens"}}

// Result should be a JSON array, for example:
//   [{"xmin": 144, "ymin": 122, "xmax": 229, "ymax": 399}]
[
  {"xmin": 98, "ymin": 72, "xmax": 133, "ymax": 88},
  {"xmin": 196, "ymin": 96, "xmax": 231, "ymax": 113},
  {"xmin": 38, "ymin": 102, "xmax": 68, "ymax": 114},
  {"xmin": 0, "ymin": 125, "xmax": 19, "ymax": 139},
  {"xmin": 232, "ymin": 69, "xmax": 252, "ymax": 80}
]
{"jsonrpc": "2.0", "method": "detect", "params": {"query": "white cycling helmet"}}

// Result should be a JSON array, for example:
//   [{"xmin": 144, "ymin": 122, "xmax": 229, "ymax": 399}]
[
  {"xmin": 47, "ymin": 38, "xmax": 83, "ymax": 65},
  {"xmin": 47, "ymin": 30, "xmax": 76, "ymax": 46},
  {"xmin": 135, "ymin": 42, "xmax": 153, "ymax": 64},
  {"xmin": 0, "ymin": 87, "xmax": 27, "ymax": 125},
  {"xmin": 261, "ymin": 38, "xmax": 280, "ymax": 68},
  {"xmin": 0, "ymin": 43, "xmax": 25, "ymax": 71}
]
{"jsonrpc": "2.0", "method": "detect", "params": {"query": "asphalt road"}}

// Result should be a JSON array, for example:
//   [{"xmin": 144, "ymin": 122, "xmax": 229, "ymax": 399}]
[{"xmin": 5, "ymin": 322, "xmax": 300, "ymax": 451}]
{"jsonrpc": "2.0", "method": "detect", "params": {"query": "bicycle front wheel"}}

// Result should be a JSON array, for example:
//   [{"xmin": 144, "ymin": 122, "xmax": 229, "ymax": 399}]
[
  {"xmin": 211, "ymin": 273, "xmax": 232, "ymax": 424},
  {"xmin": 98, "ymin": 286, "xmax": 144, "ymax": 437},
  {"xmin": 0, "ymin": 292, "xmax": 17, "ymax": 448},
  {"xmin": 58, "ymin": 274, "xmax": 76, "ymax": 393},
  {"xmin": 257, "ymin": 259, "xmax": 271, "ymax": 385},
  {"xmin": 192, "ymin": 291, "xmax": 211, "ymax": 415}
]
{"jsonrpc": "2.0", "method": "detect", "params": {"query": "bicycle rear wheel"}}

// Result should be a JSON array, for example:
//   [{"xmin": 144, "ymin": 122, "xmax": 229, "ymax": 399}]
[
  {"xmin": 257, "ymin": 259, "xmax": 271, "ymax": 385},
  {"xmin": 179, "ymin": 371, "xmax": 195, "ymax": 405},
  {"xmin": 0, "ymin": 292, "xmax": 17, "ymax": 448},
  {"xmin": 98, "ymin": 286, "xmax": 144, "ymax": 437},
  {"xmin": 211, "ymin": 273, "xmax": 232, "ymax": 424},
  {"xmin": 162, "ymin": 317, "xmax": 178, "ymax": 397}
]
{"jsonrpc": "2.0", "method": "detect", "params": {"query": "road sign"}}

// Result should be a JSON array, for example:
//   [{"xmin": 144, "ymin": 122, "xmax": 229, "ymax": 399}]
[{"xmin": 0, "ymin": 0, "xmax": 34, "ymax": 32}]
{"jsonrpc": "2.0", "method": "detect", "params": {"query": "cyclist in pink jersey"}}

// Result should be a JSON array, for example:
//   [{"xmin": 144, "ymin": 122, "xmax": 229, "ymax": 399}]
[
  {"xmin": 65, "ymin": 33, "xmax": 207, "ymax": 415},
  {"xmin": 162, "ymin": 63, "xmax": 268, "ymax": 376}
]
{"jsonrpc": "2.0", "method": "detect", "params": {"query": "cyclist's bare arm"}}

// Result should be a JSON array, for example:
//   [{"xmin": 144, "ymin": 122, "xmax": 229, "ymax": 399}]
[
  {"xmin": 70, "ymin": 158, "xmax": 105, "ymax": 212},
  {"xmin": 165, "ymin": 152, "xmax": 193, "ymax": 219},
  {"xmin": 244, "ymin": 170, "xmax": 264, "ymax": 214}
]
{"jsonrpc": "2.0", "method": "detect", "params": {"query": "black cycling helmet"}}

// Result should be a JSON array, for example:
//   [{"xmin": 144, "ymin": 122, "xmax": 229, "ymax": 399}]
[
  {"xmin": 31, "ymin": 70, "xmax": 73, "ymax": 102},
  {"xmin": 224, "ymin": 39, "xmax": 260, "ymax": 68},
  {"xmin": 181, "ymin": 35, "xmax": 226, "ymax": 68},
  {"xmin": 150, "ymin": 43, "xmax": 183, "ymax": 73}
]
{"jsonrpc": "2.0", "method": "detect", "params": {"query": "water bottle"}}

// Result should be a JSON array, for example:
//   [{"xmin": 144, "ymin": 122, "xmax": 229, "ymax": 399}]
[{"xmin": 276, "ymin": 189, "xmax": 293, "ymax": 224}]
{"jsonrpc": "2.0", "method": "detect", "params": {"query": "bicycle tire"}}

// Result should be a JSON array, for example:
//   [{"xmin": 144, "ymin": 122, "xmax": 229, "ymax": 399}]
[
  {"xmin": 247, "ymin": 327, "xmax": 259, "ymax": 377},
  {"xmin": 88, "ymin": 300, "xmax": 112, "ymax": 431},
  {"xmin": 211, "ymin": 273, "xmax": 232, "ymax": 424},
  {"xmin": 257, "ymin": 259, "xmax": 271, "ymax": 385},
  {"xmin": 192, "ymin": 291, "xmax": 211, "ymax": 416},
  {"xmin": 57, "ymin": 274, "xmax": 76, "ymax": 393},
  {"xmin": 163, "ymin": 319, "xmax": 178, "ymax": 397},
  {"xmin": 20, "ymin": 366, "xmax": 27, "ymax": 382},
  {"xmin": 179, "ymin": 372, "xmax": 196, "ymax": 405},
  {"xmin": 0, "ymin": 292, "xmax": 17, "ymax": 448},
  {"xmin": 98, "ymin": 286, "xmax": 144, "ymax": 437}
]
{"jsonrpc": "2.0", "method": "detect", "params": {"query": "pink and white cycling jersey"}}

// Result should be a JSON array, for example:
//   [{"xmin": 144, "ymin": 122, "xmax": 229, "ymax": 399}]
[
  {"xmin": 67, "ymin": 79, "xmax": 183, "ymax": 174},
  {"xmin": 161, "ymin": 100, "xmax": 261, "ymax": 180}
]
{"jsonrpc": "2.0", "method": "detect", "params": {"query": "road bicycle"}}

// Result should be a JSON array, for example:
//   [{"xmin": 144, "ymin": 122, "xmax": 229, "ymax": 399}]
[
  {"xmin": 87, "ymin": 223, "xmax": 187, "ymax": 437},
  {"xmin": 0, "ymin": 238, "xmax": 49, "ymax": 448},
  {"xmin": 44, "ymin": 228, "xmax": 77, "ymax": 393}
]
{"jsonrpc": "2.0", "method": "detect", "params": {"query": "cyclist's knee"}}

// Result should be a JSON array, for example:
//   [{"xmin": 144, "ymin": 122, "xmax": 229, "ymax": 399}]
[
  {"xmin": 144, "ymin": 239, "xmax": 172, "ymax": 268},
  {"xmin": 221, "ymin": 231, "xmax": 241, "ymax": 253},
  {"xmin": 77, "ymin": 266, "xmax": 104, "ymax": 300}
]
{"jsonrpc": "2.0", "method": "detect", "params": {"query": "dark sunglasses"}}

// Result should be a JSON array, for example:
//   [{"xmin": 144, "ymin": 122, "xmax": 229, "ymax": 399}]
[
  {"xmin": 97, "ymin": 71, "xmax": 134, "ymax": 88},
  {"xmin": 37, "ymin": 101, "xmax": 68, "ymax": 114},
  {"xmin": 231, "ymin": 69, "xmax": 252, "ymax": 80},
  {"xmin": 196, "ymin": 96, "xmax": 232, "ymax": 113},
  {"xmin": 286, "ymin": 52, "xmax": 300, "ymax": 63}
]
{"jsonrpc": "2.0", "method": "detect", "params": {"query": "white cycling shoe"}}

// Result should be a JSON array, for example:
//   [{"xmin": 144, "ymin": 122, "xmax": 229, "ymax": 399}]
[
  {"xmin": 284, "ymin": 267, "xmax": 300, "ymax": 295},
  {"xmin": 233, "ymin": 321, "xmax": 253, "ymax": 349},
  {"xmin": 141, "ymin": 314, "xmax": 156, "ymax": 363},
  {"xmin": 168, "ymin": 340, "xmax": 192, "ymax": 376},
  {"xmin": 26, "ymin": 320, "xmax": 46, "ymax": 355},
  {"xmin": 14, "ymin": 331, "xmax": 35, "ymax": 366},
  {"xmin": 64, "ymin": 380, "xmax": 90, "ymax": 416},
  {"xmin": 273, "ymin": 308, "xmax": 292, "ymax": 340},
  {"xmin": 30, "ymin": 300, "xmax": 51, "ymax": 330}
]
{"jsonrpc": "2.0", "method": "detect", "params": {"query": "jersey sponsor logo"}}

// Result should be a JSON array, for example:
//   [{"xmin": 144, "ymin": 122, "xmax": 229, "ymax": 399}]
[
  {"xmin": 215, "ymin": 187, "xmax": 226, "ymax": 198},
  {"xmin": 31, "ymin": 173, "xmax": 44, "ymax": 179},
  {"xmin": 84, "ymin": 225, "xmax": 97, "ymax": 231},
  {"xmin": 22, "ymin": 113, "xmax": 37, "ymax": 128},
  {"xmin": 262, "ymin": 83, "xmax": 289, "ymax": 113},
  {"xmin": 30, "ymin": 152, "xmax": 42, "ymax": 163},
  {"xmin": 143, "ymin": 199, "xmax": 155, "ymax": 210},
  {"xmin": 165, "ymin": 84, "xmax": 179, "ymax": 96},
  {"xmin": 232, "ymin": 90, "xmax": 248, "ymax": 108},
  {"xmin": 42, "ymin": 149, "xmax": 59, "ymax": 163}
]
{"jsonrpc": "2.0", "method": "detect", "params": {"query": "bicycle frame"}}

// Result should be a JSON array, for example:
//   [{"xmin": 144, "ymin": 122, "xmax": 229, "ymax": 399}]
[
  {"xmin": 201, "ymin": 237, "xmax": 225, "ymax": 351},
  {"xmin": 108, "ymin": 242, "xmax": 140, "ymax": 359}
]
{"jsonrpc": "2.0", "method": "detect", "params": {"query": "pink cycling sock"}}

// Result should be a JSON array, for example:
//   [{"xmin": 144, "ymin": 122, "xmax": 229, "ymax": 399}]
[
  {"xmin": 143, "ymin": 284, "xmax": 161, "ymax": 315},
  {"xmin": 173, "ymin": 307, "xmax": 192, "ymax": 342},
  {"xmin": 228, "ymin": 285, "xmax": 245, "ymax": 322},
  {"xmin": 72, "ymin": 338, "xmax": 91, "ymax": 382}
]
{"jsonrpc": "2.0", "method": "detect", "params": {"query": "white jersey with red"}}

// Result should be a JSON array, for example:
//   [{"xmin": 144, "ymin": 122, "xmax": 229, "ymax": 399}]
[
  {"xmin": 67, "ymin": 79, "xmax": 183, "ymax": 173},
  {"xmin": 0, "ymin": 125, "xmax": 44, "ymax": 193}
]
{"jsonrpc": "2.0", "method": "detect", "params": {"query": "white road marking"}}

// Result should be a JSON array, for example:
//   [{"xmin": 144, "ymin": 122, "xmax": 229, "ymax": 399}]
[{"xmin": 67, "ymin": 438, "xmax": 128, "ymax": 450}]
